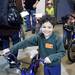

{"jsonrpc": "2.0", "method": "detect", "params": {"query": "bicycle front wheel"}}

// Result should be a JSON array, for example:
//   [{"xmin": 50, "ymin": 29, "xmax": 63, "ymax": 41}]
[{"xmin": 67, "ymin": 41, "xmax": 75, "ymax": 62}]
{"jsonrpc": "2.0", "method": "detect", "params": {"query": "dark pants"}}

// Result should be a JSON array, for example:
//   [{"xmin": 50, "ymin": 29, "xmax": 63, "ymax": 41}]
[
  {"xmin": 2, "ymin": 31, "xmax": 20, "ymax": 56},
  {"xmin": 25, "ymin": 9, "xmax": 36, "ymax": 31},
  {"xmin": 44, "ymin": 64, "xmax": 61, "ymax": 75}
]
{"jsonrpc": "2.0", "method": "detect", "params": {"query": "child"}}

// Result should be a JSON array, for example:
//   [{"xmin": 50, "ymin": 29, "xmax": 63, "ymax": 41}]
[
  {"xmin": 3, "ymin": 15, "xmax": 65, "ymax": 75},
  {"xmin": 45, "ymin": 0, "xmax": 54, "ymax": 16}
]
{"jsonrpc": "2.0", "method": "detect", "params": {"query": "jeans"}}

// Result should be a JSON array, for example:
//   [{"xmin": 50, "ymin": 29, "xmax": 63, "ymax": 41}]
[
  {"xmin": 44, "ymin": 64, "xmax": 61, "ymax": 75},
  {"xmin": 25, "ymin": 9, "xmax": 36, "ymax": 31}
]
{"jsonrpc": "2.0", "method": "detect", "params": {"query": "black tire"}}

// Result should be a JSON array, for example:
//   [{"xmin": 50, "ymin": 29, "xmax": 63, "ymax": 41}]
[
  {"xmin": 64, "ymin": 38, "xmax": 68, "ymax": 49},
  {"xmin": 67, "ymin": 40, "xmax": 75, "ymax": 62}
]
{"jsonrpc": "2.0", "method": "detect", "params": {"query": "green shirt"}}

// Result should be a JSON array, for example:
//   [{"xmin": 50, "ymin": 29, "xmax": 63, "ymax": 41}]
[
  {"xmin": 46, "ymin": 7, "xmax": 54, "ymax": 16},
  {"xmin": 10, "ymin": 32, "xmax": 65, "ymax": 66}
]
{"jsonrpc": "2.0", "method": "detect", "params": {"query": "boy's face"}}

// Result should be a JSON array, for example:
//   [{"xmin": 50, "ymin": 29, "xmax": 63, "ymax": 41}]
[{"xmin": 41, "ymin": 21, "xmax": 54, "ymax": 37}]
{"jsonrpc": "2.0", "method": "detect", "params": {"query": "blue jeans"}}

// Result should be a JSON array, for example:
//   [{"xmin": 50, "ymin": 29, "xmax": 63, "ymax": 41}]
[
  {"xmin": 44, "ymin": 64, "xmax": 61, "ymax": 75},
  {"xmin": 25, "ymin": 9, "xmax": 36, "ymax": 30}
]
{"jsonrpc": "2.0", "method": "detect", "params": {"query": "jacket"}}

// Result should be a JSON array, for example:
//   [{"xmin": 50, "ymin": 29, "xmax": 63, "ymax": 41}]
[{"xmin": 10, "ymin": 32, "xmax": 65, "ymax": 66}]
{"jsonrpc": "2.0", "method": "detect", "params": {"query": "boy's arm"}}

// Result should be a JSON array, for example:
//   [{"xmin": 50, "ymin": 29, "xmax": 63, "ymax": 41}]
[
  {"xmin": 9, "ymin": 35, "xmax": 38, "ymax": 53},
  {"xmin": 48, "ymin": 37, "xmax": 66, "ymax": 63}
]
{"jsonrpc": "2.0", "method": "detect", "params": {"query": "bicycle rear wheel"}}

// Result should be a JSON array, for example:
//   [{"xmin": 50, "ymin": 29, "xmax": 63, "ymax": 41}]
[{"xmin": 67, "ymin": 41, "xmax": 75, "ymax": 62}]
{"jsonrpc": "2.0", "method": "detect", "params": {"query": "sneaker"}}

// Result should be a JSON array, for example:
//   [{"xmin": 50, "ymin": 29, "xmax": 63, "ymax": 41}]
[{"xmin": 9, "ymin": 61, "xmax": 20, "ymax": 68}]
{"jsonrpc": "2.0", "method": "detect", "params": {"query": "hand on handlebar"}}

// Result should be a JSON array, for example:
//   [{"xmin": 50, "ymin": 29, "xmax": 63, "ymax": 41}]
[
  {"xmin": 3, "ymin": 48, "xmax": 10, "ymax": 55},
  {"xmin": 44, "ymin": 57, "xmax": 51, "ymax": 64}
]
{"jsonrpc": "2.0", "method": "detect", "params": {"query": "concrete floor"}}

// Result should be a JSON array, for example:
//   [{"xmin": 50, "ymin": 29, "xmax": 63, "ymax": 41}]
[
  {"xmin": 0, "ymin": 24, "xmax": 75, "ymax": 75},
  {"xmin": 54, "ymin": 24, "xmax": 75, "ymax": 75}
]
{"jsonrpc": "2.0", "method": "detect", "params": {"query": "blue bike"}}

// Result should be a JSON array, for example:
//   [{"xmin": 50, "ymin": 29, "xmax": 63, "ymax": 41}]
[
  {"xmin": 64, "ymin": 24, "xmax": 75, "ymax": 62},
  {"xmin": 0, "ymin": 52, "xmax": 41, "ymax": 75}
]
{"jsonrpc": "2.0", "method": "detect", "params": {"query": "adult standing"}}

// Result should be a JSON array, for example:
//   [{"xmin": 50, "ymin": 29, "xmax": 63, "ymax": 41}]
[
  {"xmin": 0, "ymin": 0, "xmax": 22, "ymax": 57},
  {"xmin": 24, "ymin": 0, "xmax": 40, "ymax": 33}
]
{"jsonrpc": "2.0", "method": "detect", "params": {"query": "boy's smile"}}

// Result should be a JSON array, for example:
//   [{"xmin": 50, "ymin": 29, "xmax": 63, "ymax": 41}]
[{"xmin": 41, "ymin": 21, "xmax": 53, "ymax": 38}]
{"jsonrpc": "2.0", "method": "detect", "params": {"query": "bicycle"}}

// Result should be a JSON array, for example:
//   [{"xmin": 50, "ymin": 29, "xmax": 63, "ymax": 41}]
[
  {"xmin": 63, "ymin": 24, "xmax": 75, "ymax": 62},
  {"xmin": 0, "ymin": 51, "xmax": 44, "ymax": 75}
]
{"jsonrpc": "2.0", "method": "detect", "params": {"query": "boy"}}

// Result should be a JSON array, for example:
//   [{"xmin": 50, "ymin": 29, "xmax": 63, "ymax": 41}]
[{"xmin": 3, "ymin": 15, "xmax": 65, "ymax": 75}]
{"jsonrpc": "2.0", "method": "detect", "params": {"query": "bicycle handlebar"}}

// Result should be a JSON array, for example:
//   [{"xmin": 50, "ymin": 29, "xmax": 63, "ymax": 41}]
[
  {"xmin": 0, "ymin": 51, "xmax": 38, "ymax": 64},
  {"xmin": 0, "ymin": 50, "xmax": 45, "ymax": 67},
  {"xmin": 64, "ymin": 24, "xmax": 75, "ymax": 32}
]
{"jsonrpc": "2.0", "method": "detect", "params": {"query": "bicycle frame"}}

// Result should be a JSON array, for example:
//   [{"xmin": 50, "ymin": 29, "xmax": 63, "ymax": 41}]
[
  {"xmin": 67, "ymin": 25, "xmax": 75, "ymax": 62},
  {"xmin": 0, "ymin": 52, "xmax": 40, "ymax": 75},
  {"xmin": 21, "ymin": 63, "xmax": 35, "ymax": 75},
  {"xmin": 69, "ymin": 25, "xmax": 75, "ymax": 43}
]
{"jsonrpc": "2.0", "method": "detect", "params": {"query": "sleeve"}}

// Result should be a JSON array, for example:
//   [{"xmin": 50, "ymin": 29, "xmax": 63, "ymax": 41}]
[
  {"xmin": 48, "ymin": 36, "xmax": 66, "ymax": 63},
  {"xmin": 10, "ymin": 34, "xmax": 39, "ymax": 53}
]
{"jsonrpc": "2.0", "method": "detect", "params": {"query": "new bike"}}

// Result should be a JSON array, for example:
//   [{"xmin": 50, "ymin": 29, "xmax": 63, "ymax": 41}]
[
  {"xmin": 0, "ymin": 51, "xmax": 43, "ymax": 75},
  {"xmin": 64, "ymin": 24, "xmax": 75, "ymax": 62}
]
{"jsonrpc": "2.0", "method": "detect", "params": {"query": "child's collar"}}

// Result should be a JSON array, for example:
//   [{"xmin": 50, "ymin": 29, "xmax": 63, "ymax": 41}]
[{"xmin": 45, "ymin": 33, "xmax": 52, "ymax": 39}]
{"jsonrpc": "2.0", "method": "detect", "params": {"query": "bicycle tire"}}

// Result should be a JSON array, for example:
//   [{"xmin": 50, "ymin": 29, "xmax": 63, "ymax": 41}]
[{"xmin": 67, "ymin": 40, "xmax": 75, "ymax": 62}]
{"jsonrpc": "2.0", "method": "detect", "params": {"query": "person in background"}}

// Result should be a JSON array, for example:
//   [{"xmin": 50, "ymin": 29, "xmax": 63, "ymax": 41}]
[
  {"xmin": 0, "ymin": 25, "xmax": 21, "ymax": 58},
  {"xmin": 45, "ymin": 0, "xmax": 54, "ymax": 16},
  {"xmin": 3, "ymin": 15, "xmax": 65, "ymax": 75},
  {"xmin": 24, "ymin": 0, "xmax": 40, "ymax": 33},
  {"xmin": 0, "ymin": 1, "xmax": 22, "ymax": 56},
  {"xmin": 63, "ymin": 12, "xmax": 75, "ymax": 47}
]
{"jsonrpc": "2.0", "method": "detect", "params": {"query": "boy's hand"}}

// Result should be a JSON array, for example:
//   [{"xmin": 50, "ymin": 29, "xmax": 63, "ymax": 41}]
[
  {"xmin": 3, "ymin": 48, "xmax": 10, "ymax": 55},
  {"xmin": 44, "ymin": 57, "xmax": 51, "ymax": 63}
]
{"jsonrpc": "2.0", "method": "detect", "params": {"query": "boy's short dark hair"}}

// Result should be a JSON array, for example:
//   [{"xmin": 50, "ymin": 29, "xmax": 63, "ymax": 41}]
[{"xmin": 39, "ymin": 15, "xmax": 56, "ymax": 27}]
